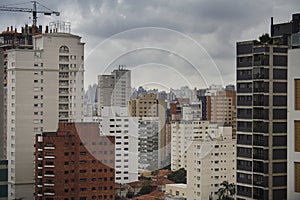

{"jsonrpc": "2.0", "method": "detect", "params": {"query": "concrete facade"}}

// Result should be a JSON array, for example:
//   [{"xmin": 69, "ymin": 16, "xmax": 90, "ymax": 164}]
[
  {"xmin": 186, "ymin": 126, "xmax": 236, "ymax": 200},
  {"xmin": 97, "ymin": 66, "xmax": 131, "ymax": 115},
  {"xmin": 35, "ymin": 123, "xmax": 115, "ymax": 199},
  {"xmin": 6, "ymin": 32, "xmax": 84, "ymax": 199},
  {"xmin": 287, "ymin": 48, "xmax": 300, "ymax": 200},
  {"xmin": 99, "ymin": 106, "xmax": 139, "ymax": 184}
]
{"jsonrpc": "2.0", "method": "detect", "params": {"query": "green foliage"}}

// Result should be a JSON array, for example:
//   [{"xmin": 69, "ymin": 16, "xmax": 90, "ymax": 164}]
[
  {"xmin": 259, "ymin": 33, "xmax": 271, "ymax": 44},
  {"xmin": 139, "ymin": 185, "xmax": 153, "ymax": 195},
  {"xmin": 167, "ymin": 168, "xmax": 187, "ymax": 183},
  {"xmin": 217, "ymin": 180, "xmax": 235, "ymax": 200}
]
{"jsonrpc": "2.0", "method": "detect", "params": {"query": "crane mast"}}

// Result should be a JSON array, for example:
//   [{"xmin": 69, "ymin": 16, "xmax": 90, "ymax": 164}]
[{"xmin": 0, "ymin": 1, "xmax": 60, "ymax": 27}]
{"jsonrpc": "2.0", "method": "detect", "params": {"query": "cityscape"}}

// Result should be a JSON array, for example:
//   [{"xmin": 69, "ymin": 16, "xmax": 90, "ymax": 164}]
[{"xmin": 0, "ymin": 1, "xmax": 300, "ymax": 200}]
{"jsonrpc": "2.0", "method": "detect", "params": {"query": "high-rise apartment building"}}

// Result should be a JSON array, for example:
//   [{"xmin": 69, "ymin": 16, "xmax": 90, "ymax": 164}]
[
  {"xmin": 6, "ymin": 23, "xmax": 85, "ymax": 199},
  {"xmin": 97, "ymin": 66, "xmax": 131, "ymax": 115},
  {"xmin": 206, "ymin": 85, "xmax": 236, "ymax": 126},
  {"xmin": 99, "ymin": 106, "xmax": 139, "ymax": 184},
  {"xmin": 187, "ymin": 126, "xmax": 236, "ymax": 200},
  {"xmin": 287, "ymin": 43, "xmax": 300, "ymax": 199},
  {"xmin": 0, "ymin": 25, "xmax": 40, "ymax": 161},
  {"xmin": 35, "ymin": 123, "xmax": 115, "ymax": 200},
  {"xmin": 138, "ymin": 117, "xmax": 160, "ymax": 171},
  {"xmin": 235, "ymin": 14, "xmax": 300, "ymax": 199},
  {"xmin": 171, "ymin": 118, "xmax": 209, "ymax": 171},
  {"xmin": 128, "ymin": 93, "xmax": 167, "ymax": 168}
]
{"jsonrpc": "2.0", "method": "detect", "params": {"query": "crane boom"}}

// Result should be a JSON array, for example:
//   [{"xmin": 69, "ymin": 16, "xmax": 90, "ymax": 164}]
[{"xmin": 0, "ymin": 1, "xmax": 60, "ymax": 26}]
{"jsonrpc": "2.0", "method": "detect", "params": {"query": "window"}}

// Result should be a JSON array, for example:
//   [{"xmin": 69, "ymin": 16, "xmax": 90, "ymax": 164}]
[
  {"xmin": 295, "ymin": 121, "xmax": 300, "ymax": 152},
  {"xmin": 295, "ymin": 162, "xmax": 300, "ymax": 192},
  {"xmin": 296, "ymin": 80, "xmax": 300, "ymax": 110},
  {"xmin": 59, "ymin": 46, "xmax": 69, "ymax": 53}
]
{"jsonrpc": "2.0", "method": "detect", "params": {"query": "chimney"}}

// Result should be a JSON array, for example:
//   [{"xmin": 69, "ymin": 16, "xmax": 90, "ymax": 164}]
[{"xmin": 271, "ymin": 17, "xmax": 274, "ymax": 36}]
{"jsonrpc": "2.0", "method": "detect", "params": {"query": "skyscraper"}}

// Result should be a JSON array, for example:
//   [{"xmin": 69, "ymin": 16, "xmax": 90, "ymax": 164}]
[
  {"xmin": 97, "ymin": 66, "xmax": 131, "ymax": 116},
  {"xmin": 6, "ymin": 22, "xmax": 85, "ymax": 199},
  {"xmin": 235, "ymin": 14, "xmax": 300, "ymax": 200}
]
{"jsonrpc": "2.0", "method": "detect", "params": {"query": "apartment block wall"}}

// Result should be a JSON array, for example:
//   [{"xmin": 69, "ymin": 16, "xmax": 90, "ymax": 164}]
[
  {"xmin": 187, "ymin": 126, "xmax": 236, "ymax": 200},
  {"xmin": 6, "ymin": 32, "xmax": 85, "ymax": 199},
  {"xmin": 35, "ymin": 123, "xmax": 115, "ymax": 199},
  {"xmin": 287, "ymin": 48, "xmax": 300, "ymax": 200}
]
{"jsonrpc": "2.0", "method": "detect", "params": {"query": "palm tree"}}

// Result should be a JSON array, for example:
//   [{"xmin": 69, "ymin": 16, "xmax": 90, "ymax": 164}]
[{"xmin": 217, "ymin": 180, "xmax": 235, "ymax": 200}]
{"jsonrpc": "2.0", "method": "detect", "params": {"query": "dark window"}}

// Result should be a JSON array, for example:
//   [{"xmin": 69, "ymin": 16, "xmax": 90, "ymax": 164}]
[
  {"xmin": 273, "ymin": 162, "xmax": 287, "ymax": 173},
  {"xmin": 237, "ymin": 43, "xmax": 253, "ymax": 55},
  {"xmin": 237, "ymin": 95, "xmax": 252, "ymax": 106},
  {"xmin": 273, "ymin": 176, "xmax": 287, "ymax": 186},
  {"xmin": 273, "ymin": 47, "xmax": 287, "ymax": 53},
  {"xmin": 273, "ymin": 136, "xmax": 287, "ymax": 146},
  {"xmin": 273, "ymin": 95, "xmax": 287, "ymax": 106},
  {"xmin": 273, "ymin": 189, "xmax": 287, "ymax": 200},
  {"xmin": 273, "ymin": 82, "xmax": 287, "ymax": 93},
  {"xmin": 273, "ymin": 69, "xmax": 287, "ymax": 80},
  {"xmin": 273, "ymin": 55, "xmax": 287, "ymax": 66},
  {"xmin": 273, "ymin": 122, "xmax": 287, "ymax": 133},
  {"xmin": 273, "ymin": 109, "xmax": 287, "ymax": 120},
  {"xmin": 237, "ymin": 109, "xmax": 252, "ymax": 119},
  {"xmin": 273, "ymin": 149, "xmax": 287, "ymax": 160},
  {"xmin": 237, "ymin": 134, "xmax": 252, "ymax": 145},
  {"xmin": 237, "ymin": 121, "xmax": 252, "ymax": 132}
]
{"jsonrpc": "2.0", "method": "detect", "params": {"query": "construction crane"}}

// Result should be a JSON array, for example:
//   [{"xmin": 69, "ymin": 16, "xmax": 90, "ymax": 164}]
[{"xmin": 0, "ymin": 1, "xmax": 60, "ymax": 27}]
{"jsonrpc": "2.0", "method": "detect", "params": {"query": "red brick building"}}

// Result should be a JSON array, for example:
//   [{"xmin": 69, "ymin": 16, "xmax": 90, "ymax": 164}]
[{"xmin": 35, "ymin": 123, "xmax": 115, "ymax": 200}]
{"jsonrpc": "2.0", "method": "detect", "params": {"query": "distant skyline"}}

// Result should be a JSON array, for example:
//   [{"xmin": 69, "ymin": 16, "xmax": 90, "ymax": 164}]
[{"xmin": 1, "ymin": 0, "xmax": 300, "ymax": 90}]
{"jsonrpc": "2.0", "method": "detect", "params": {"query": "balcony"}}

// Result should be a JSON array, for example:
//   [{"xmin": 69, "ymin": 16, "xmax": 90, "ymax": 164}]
[
  {"xmin": 44, "ymin": 192, "xmax": 55, "ymax": 196},
  {"xmin": 44, "ymin": 183, "xmax": 54, "ymax": 187},
  {"xmin": 44, "ymin": 146, "xmax": 55, "ymax": 150},
  {"xmin": 44, "ymin": 156, "xmax": 55, "ymax": 159},
  {"xmin": 59, "ymin": 90, "xmax": 69, "ymax": 94},
  {"xmin": 44, "ymin": 174, "xmax": 55, "ymax": 177},
  {"xmin": 59, "ymin": 105, "xmax": 69, "ymax": 111},
  {"xmin": 59, "ymin": 98, "xmax": 69, "ymax": 102}
]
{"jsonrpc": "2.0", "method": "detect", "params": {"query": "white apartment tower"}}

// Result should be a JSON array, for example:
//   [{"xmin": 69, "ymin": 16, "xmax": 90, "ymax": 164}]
[
  {"xmin": 287, "ymin": 46, "xmax": 300, "ymax": 199},
  {"xmin": 6, "ymin": 26, "xmax": 84, "ymax": 199},
  {"xmin": 171, "ymin": 119, "xmax": 209, "ymax": 171},
  {"xmin": 99, "ymin": 106, "xmax": 139, "ymax": 183},
  {"xmin": 187, "ymin": 126, "xmax": 236, "ymax": 200}
]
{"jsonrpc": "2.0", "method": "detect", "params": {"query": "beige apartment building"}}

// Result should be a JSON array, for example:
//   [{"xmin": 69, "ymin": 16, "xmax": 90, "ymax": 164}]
[
  {"xmin": 171, "ymin": 119, "xmax": 210, "ymax": 171},
  {"xmin": 206, "ymin": 87, "xmax": 236, "ymax": 126},
  {"xmin": 186, "ymin": 126, "xmax": 236, "ymax": 200},
  {"xmin": 6, "ymin": 26, "xmax": 84, "ymax": 199}
]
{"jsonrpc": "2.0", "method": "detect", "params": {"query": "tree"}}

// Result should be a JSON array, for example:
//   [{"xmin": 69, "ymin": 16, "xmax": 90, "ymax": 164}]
[
  {"xmin": 217, "ymin": 181, "xmax": 235, "ymax": 200},
  {"xmin": 139, "ymin": 185, "xmax": 153, "ymax": 195},
  {"xmin": 167, "ymin": 168, "xmax": 187, "ymax": 183},
  {"xmin": 259, "ymin": 33, "xmax": 271, "ymax": 44}
]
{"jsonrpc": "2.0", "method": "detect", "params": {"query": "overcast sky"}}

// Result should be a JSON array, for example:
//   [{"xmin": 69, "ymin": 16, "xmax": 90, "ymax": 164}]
[{"xmin": 1, "ymin": 0, "xmax": 300, "ymax": 91}]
